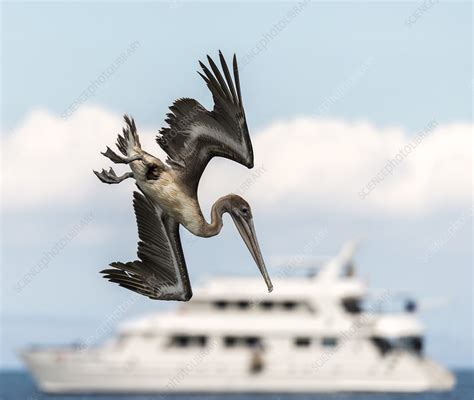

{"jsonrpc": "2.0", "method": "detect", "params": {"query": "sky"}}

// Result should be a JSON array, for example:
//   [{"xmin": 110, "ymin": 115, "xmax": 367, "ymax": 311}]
[{"xmin": 1, "ymin": 1, "xmax": 472, "ymax": 369}]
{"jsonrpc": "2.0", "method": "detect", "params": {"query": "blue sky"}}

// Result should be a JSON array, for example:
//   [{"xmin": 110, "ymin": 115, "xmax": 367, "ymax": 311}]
[{"xmin": 1, "ymin": 1, "xmax": 472, "ymax": 369}]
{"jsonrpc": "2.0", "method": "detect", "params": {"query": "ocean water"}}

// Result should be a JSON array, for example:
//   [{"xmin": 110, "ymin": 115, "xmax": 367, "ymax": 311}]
[{"xmin": 0, "ymin": 370, "xmax": 472, "ymax": 400}]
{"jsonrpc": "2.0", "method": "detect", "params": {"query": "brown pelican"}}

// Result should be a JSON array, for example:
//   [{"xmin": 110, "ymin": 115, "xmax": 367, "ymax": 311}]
[{"xmin": 94, "ymin": 51, "xmax": 273, "ymax": 301}]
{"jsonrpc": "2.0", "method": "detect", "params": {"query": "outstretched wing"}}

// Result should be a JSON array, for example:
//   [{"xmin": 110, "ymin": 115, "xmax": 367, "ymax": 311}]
[
  {"xmin": 101, "ymin": 191, "xmax": 192, "ymax": 301},
  {"xmin": 156, "ymin": 51, "xmax": 254, "ymax": 195}
]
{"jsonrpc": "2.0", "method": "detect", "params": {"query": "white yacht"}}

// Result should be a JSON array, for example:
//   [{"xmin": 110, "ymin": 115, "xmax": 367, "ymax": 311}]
[{"xmin": 21, "ymin": 241, "xmax": 455, "ymax": 393}]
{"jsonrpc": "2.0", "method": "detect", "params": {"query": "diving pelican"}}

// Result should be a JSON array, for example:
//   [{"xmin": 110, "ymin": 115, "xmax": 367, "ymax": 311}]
[{"xmin": 94, "ymin": 51, "xmax": 273, "ymax": 301}]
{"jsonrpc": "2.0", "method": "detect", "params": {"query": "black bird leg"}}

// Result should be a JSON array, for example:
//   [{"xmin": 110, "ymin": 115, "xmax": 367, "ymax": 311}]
[
  {"xmin": 101, "ymin": 146, "xmax": 143, "ymax": 164},
  {"xmin": 94, "ymin": 168, "xmax": 134, "ymax": 184}
]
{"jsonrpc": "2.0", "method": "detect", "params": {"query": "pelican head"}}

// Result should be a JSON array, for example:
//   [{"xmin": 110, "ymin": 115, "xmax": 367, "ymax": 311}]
[{"xmin": 224, "ymin": 195, "xmax": 273, "ymax": 293}]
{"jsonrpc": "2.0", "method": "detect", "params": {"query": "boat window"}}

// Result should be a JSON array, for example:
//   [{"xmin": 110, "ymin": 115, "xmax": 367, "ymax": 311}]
[
  {"xmin": 321, "ymin": 337, "xmax": 338, "ymax": 347},
  {"xmin": 214, "ymin": 301, "xmax": 228, "ymax": 309},
  {"xmin": 213, "ymin": 300, "xmax": 313, "ymax": 313},
  {"xmin": 237, "ymin": 301, "xmax": 250, "ymax": 309},
  {"xmin": 261, "ymin": 301, "xmax": 274, "ymax": 310},
  {"xmin": 342, "ymin": 297, "xmax": 363, "ymax": 314},
  {"xmin": 399, "ymin": 336, "xmax": 423, "ymax": 355},
  {"xmin": 283, "ymin": 301, "xmax": 297, "ymax": 310},
  {"xmin": 224, "ymin": 336, "xmax": 237, "ymax": 347},
  {"xmin": 224, "ymin": 336, "xmax": 262, "ymax": 348},
  {"xmin": 294, "ymin": 337, "xmax": 311, "ymax": 347},
  {"xmin": 245, "ymin": 336, "xmax": 260, "ymax": 347},
  {"xmin": 371, "ymin": 337, "xmax": 392, "ymax": 355},
  {"xmin": 170, "ymin": 335, "xmax": 189, "ymax": 347},
  {"xmin": 195, "ymin": 336, "xmax": 207, "ymax": 346},
  {"xmin": 371, "ymin": 336, "xmax": 423, "ymax": 356},
  {"xmin": 169, "ymin": 335, "xmax": 207, "ymax": 348}
]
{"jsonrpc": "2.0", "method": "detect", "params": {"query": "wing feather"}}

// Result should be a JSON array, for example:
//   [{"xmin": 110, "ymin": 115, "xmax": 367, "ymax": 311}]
[
  {"xmin": 100, "ymin": 191, "xmax": 192, "ymax": 301},
  {"xmin": 218, "ymin": 52, "xmax": 238, "ymax": 104},
  {"xmin": 206, "ymin": 55, "xmax": 232, "ymax": 100},
  {"xmin": 156, "ymin": 51, "xmax": 254, "ymax": 195}
]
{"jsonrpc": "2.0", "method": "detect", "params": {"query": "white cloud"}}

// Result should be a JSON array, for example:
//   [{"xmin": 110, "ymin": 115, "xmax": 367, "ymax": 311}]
[
  {"xmin": 1, "ymin": 106, "xmax": 162, "ymax": 210},
  {"xmin": 200, "ymin": 118, "xmax": 472, "ymax": 216},
  {"xmin": 2, "ymin": 106, "xmax": 471, "ymax": 216}
]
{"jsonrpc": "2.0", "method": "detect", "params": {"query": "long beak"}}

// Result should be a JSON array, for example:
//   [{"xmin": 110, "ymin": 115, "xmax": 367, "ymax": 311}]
[{"xmin": 232, "ymin": 215, "xmax": 273, "ymax": 292}]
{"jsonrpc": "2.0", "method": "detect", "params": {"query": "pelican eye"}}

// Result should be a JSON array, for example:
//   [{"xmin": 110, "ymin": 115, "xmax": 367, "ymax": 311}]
[{"xmin": 241, "ymin": 207, "xmax": 249, "ymax": 215}]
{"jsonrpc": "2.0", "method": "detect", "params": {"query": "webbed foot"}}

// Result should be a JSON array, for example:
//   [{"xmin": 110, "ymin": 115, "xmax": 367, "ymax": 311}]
[
  {"xmin": 101, "ymin": 146, "xmax": 143, "ymax": 164},
  {"xmin": 93, "ymin": 168, "xmax": 134, "ymax": 184}
]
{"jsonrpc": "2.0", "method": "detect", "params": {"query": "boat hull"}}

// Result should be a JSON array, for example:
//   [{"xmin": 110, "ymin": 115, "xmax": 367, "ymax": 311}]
[{"xmin": 22, "ymin": 350, "xmax": 455, "ymax": 394}]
